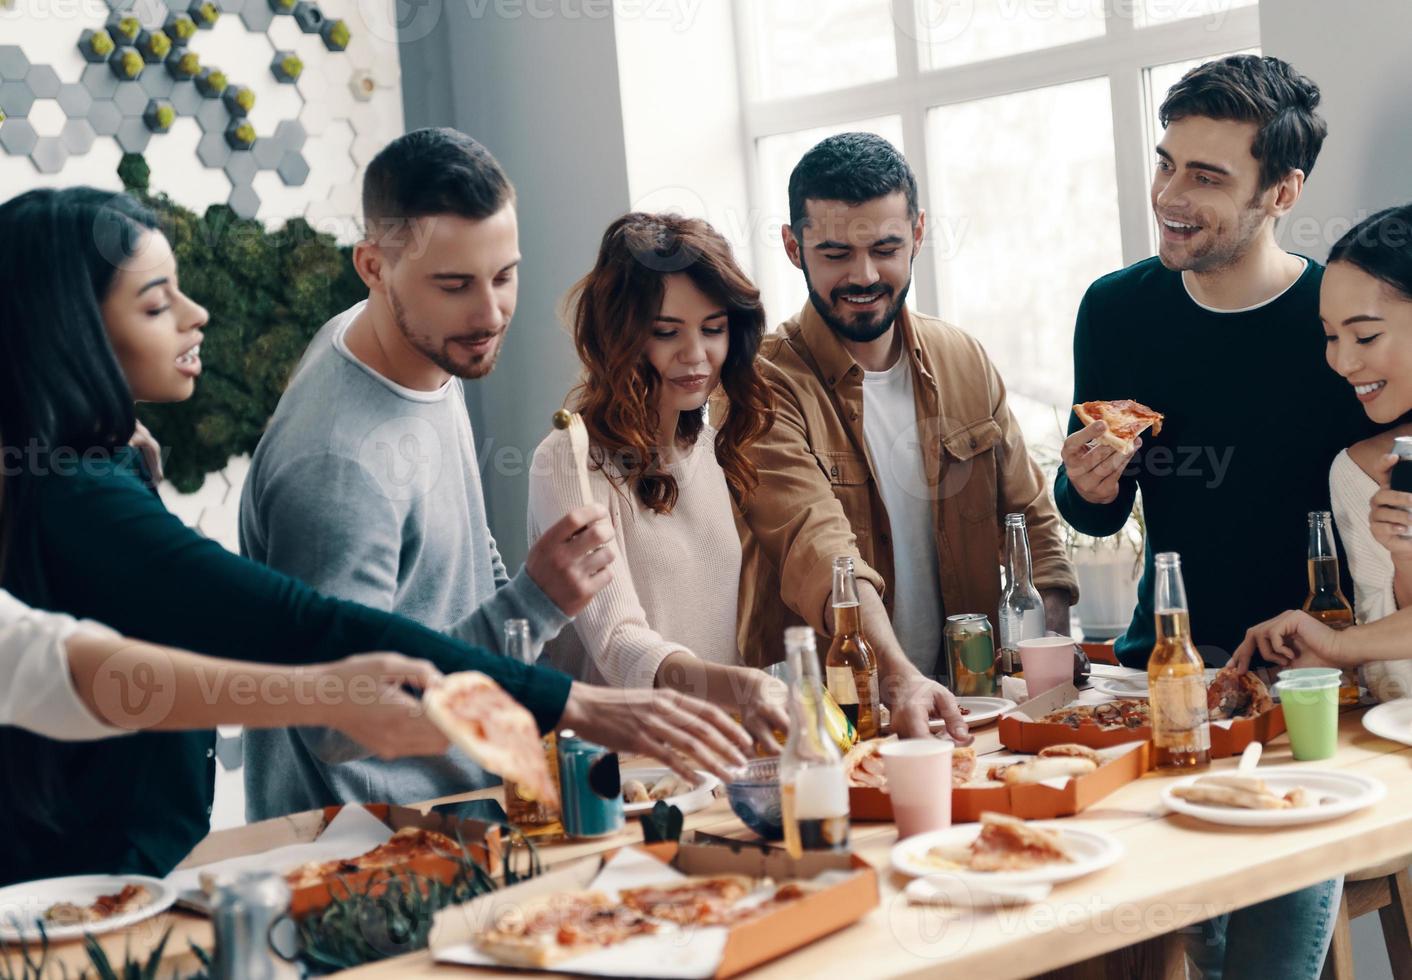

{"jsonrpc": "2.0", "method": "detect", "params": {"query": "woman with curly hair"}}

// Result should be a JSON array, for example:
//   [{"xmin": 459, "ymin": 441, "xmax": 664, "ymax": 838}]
[{"xmin": 528, "ymin": 213, "xmax": 788, "ymax": 748}]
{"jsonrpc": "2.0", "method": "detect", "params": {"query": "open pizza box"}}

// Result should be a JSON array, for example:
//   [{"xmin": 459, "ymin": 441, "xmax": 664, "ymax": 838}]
[
  {"xmin": 169, "ymin": 803, "xmax": 502, "ymax": 918},
  {"xmin": 429, "ymin": 842, "xmax": 878, "ymax": 978},
  {"xmin": 849, "ymin": 739, "xmax": 1149, "ymax": 823},
  {"xmin": 998, "ymin": 682, "xmax": 1286, "ymax": 758}
]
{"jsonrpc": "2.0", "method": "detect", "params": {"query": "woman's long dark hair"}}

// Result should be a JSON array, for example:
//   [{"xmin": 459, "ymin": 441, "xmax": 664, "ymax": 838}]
[
  {"xmin": 0, "ymin": 188, "xmax": 158, "ymax": 599},
  {"xmin": 1328, "ymin": 203, "xmax": 1412, "ymax": 300}
]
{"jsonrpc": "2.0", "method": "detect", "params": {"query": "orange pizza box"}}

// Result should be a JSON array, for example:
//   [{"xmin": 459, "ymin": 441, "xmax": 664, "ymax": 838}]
[
  {"xmin": 173, "ymin": 803, "xmax": 502, "ymax": 918},
  {"xmin": 998, "ymin": 681, "xmax": 1286, "ymax": 759},
  {"xmin": 429, "ymin": 842, "xmax": 879, "ymax": 978},
  {"xmin": 849, "ymin": 740, "xmax": 1148, "ymax": 823}
]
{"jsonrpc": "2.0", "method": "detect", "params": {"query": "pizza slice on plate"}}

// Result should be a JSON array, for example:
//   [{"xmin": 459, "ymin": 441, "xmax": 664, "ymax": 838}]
[
  {"xmin": 1074, "ymin": 399, "xmax": 1164, "ymax": 453},
  {"xmin": 424, "ymin": 671, "xmax": 559, "ymax": 808}
]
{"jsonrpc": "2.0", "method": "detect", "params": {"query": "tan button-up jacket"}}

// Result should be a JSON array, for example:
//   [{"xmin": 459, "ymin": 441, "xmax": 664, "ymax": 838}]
[{"xmin": 735, "ymin": 301, "xmax": 1078, "ymax": 669}]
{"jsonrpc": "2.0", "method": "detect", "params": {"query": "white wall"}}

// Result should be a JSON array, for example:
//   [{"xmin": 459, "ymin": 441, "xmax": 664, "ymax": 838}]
[
  {"xmin": 1260, "ymin": 0, "xmax": 1412, "ymax": 261},
  {"xmin": 398, "ymin": 2, "xmax": 634, "ymax": 570}
]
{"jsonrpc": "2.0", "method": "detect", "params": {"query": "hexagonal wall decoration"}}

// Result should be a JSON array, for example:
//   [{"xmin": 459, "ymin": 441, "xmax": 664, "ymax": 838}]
[
  {"xmin": 277, "ymin": 150, "xmax": 308, "ymax": 186},
  {"xmin": 105, "ymin": 14, "xmax": 142, "ymax": 47},
  {"xmin": 78, "ymin": 29, "xmax": 117, "ymax": 64},
  {"xmin": 164, "ymin": 13, "xmax": 199, "ymax": 46},
  {"xmin": 292, "ymin": 2, "xmax": 323, "ymax": 32},
  {"xmin": 270, "ymin": 50, "xmax": 302, "ymax": 83},
  {"xmin": 144, "ymin": 98, "xmax": 176, "ymax": 133},
  {"xmin": 228, "ymin": 183, "xmax": 260, "ymax": 219},
  {"xmin": 109, "ymin": 46, "xmax": 144, "ymax": 82},
  {"xmin": 88, "ymin": 101, "xmax": 123, "ymax": 137},
  {"xmin": 189, "ymin": 0, "xmax": 220, "ymax": 29},
  {"xmin": 137, "ymin": 30, "xmax": 173, "ymax": 65},
  {"xmin": 195, "ymin": 67, "xmax": 228, "ymax": 99},
  {"xmin": 31, "ymin": 136, "xmax": 68, "ymax": 174},
  {"xmin": 0, "ymin": 117, "xmax": 36, "ymax": 155},
  {"xmin": 57, "ymin": 83, "xmax": 92, "ymax": 117},
  {"xmin": 25, "ymin": 64, "xmax": 60, "ymax": 99},
  {"xmin": 61, "ymin": 119, "xmax": 97, "ymax": 155},
  {"xmin": 225, "ymin": 117, "xmax": 255, "ymax": 150},
  {"xmin": 222, "ymin": 84, "xmax": 254, "ymax": 117},
  {"xmin": 167, "ymin": 49, "xmax": 201, "ymax": 81},
  {"xmin": 0, "ymin": 46, "xmax": 31, "ymax": 80},
  {"xmin": 320, "ymin": 19, "xmax": 350, "ymax": 52}
]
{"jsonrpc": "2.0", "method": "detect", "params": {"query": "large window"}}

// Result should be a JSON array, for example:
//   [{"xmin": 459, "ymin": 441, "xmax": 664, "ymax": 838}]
[{"xmin": 736, "ymin": 0, "xmax": 1261, "ymax": 443}]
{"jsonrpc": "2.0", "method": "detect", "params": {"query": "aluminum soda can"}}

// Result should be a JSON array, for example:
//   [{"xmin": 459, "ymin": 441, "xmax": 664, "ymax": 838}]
[
  {"xmin": 944, "ymin": 613, "xmax": 997, "ymax": 697},
  {"xmin": 556, "ymin": 730, "xmax": 625, "ymax": 839}
]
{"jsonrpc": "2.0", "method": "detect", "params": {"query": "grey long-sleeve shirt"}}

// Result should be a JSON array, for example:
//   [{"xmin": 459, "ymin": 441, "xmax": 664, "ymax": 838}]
[{"xmin": 239, "ymin": 303, "xmax": 570, "ymax": 821}]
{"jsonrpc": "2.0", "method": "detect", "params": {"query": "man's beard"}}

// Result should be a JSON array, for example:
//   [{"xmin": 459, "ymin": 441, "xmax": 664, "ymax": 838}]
[
  {"xmin": 388, "ymin": 285, "xmax": 502, "ymax": 380},
  {"xmin": 1159, "ymin": 191, "xmax": 1269, "ymax": 274},
  {"xmin": 801, "ymin": 257, "xmax": 911, "ymax": 344}
]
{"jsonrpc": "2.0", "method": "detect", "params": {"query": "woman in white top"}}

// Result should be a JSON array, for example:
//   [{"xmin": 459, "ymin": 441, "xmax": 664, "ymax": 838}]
[
  {"xmin": 0, "ymin": 587, "xmax": 449, "ymax": 755},
  {"xmin": 529, "ymin": 213, "xmax": 789, "ymax": 748},
  {"xmin": 1235, "ymin": 204, "xmax": 1412, "ymax": 684}
]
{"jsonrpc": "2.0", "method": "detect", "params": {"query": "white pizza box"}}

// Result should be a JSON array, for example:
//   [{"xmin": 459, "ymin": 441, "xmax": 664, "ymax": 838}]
[
  {"xmin": 170, "ymin": 803, "xmax": 502, "ymax": 917},
  {"xmin": 429, "ymin": 842, "xmax": 878, "ymax": 978}
]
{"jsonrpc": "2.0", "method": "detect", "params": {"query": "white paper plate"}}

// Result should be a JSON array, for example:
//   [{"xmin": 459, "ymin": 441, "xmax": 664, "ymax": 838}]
[
  {"xmin": 891, "ymin": 822, "xmax": 1124, "ymax": 885},
  {"xmin": 1088, "ymin": 668, "xmax": 1220, "ymax": 700},
  {"xmin": 620, "ymin": 768, "xmax": 719, "ymax": 818},
  {"xmin": 1162, "ymin": 769, "xmax": 1385, "ymax": 827},
  {"xmin": 1362, "ymin": 698, "xmax": 1412, "ymax": 747},
  {"xmin": 940, "ymin": 697, "xmax": 1018, "ymax": 729},
  {"xmin": 0, "ymin": 874, "xmax": 176, "ymax": 943}
]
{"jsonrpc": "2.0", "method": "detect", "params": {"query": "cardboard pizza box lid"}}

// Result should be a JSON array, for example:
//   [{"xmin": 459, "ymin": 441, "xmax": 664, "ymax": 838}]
[
  {"xmin": 174, "ymin": 803, "xmax": 502, "ymax": 918},
  {"xmin": 429, "ymin": 842, "xmax": 878, "ymax": 979}
]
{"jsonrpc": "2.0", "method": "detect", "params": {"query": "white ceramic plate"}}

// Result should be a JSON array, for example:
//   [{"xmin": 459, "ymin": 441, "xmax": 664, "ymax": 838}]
[
  {"xmin": 1162, "ymin": 769, "xmax": 1385, "ymax": 827},
  {"xmin": 891, "ymin": 822, "xmax": 1124, "ymax": 885},
  {"xmin": 937, "ymin": 697, "xmax": 1018, "ymax": 730},
  {"xmin": 0, "ymin": 874, "xmax": 176, "ymax": 943},
  {"xmin": 620, "ymin": 768, "xmax": 719, "ymax": 818},
  {"xmin": 1362, "ymin": 698, "xmax": 1412, "ymax": 747},
  {"xmin": 1088, "ymin": 668, "xmax": 1220, "ymax": 700}
]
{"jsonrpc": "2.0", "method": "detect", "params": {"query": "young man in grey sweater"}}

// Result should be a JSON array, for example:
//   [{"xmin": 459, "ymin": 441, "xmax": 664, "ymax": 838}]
[{"xmin": 238, "ymin": 129, "xmax": 750, "ymax": 819}]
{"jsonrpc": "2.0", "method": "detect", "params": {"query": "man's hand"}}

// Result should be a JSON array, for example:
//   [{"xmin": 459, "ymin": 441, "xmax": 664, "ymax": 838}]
[
  {"xmin": 1230, "ymin": 610, "xmax": 1353, "ymax": 673},
  {"xmin": 880, "ymin": 663, "xmax": 972, "ymax": 745},
  {"xmin": 1041, "ymin": 590, "xmax": 1072, "ymax": 636},
  {"xmin": 1060, "ymin": 421, "xmax": 1140, "ymax": 505},
  {"xmin": 322, "ymin": 653, "xmax": 451, "ymax": 759},
  {"xmin": 559, "ymin": 682, "xmax": 753, "ymax": 784},
  {"xmin": 525, "ymin": 505, "xmax": 616, "ymax": 617}
]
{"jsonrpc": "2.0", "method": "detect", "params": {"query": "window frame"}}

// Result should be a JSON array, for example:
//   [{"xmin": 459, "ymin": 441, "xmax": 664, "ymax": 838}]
[{"xmin": 731, "ymin": 0, "xmax": 1261, "ymax": 319}]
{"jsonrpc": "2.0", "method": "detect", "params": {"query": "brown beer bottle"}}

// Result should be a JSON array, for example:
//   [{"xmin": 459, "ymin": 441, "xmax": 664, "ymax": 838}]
[
  {"xmin": 826, "ymin": 556, "xmax": 881, "ymax": 740},
  {"xmin": 1148, "ymin": 553, "xmax": 1211, "ymax": 771},
  {"xmin": 1302, "ymin": 511, "xmax": 1358, "ymax": 704}
]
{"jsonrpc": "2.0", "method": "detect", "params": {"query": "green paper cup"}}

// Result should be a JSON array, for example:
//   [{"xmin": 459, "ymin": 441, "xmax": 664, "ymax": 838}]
[
  {"xmin": 1277, "ymin": 668, "xmax": 1341, "ymax": 683},
  {"xmin": 1275, "ymin": 676, "xmax": 1339, "ymax": 760}
]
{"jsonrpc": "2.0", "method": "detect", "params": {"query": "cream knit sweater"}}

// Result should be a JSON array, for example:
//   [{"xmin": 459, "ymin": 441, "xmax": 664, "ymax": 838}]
[{"xmin": 527, "ymin": 424, "xmax": 742, "ymax": 688}]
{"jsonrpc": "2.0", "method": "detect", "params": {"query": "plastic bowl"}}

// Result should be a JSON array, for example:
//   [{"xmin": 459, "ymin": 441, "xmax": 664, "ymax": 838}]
[{"xmin": 726, "ymin": 757, "xmax": 783, "ymax": 841}]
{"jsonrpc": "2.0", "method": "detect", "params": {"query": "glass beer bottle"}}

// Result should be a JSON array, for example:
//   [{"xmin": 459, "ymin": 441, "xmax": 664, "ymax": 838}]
[
  {"xmin": 1148, "ymin": 553, "xmax": 1211, "ymax": 770},
  {"xmin": 781, "ymin": 626, "xmax": 850, "ymax": 859},
  {"xmin": 826, "ymin": 556, "xmax": 881, "ymax": 740},
  {"xmin": 501, "ymin": 620, "xmax": 563, "ymax": 832},
  {"xmin": 998, "ymin": 513, "xmax": 1045, "ymax": 675},
  {"xmin": 1302, "ymin": 511, "xmax": 1359, "ymax": 705}
]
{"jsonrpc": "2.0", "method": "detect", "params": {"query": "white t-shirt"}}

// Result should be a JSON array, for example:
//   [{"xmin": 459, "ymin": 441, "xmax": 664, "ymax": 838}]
[{"xmin": 862, "ymin": 355, "xmax": 944, "ymax": 675}]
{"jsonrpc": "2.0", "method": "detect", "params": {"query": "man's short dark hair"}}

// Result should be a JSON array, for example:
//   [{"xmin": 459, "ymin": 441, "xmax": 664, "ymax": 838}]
[
  {"xmin": 362, "ymin": 127, "xmax": 515, "ymax": 242},
  {"xmin": 1158, "ymin": 54, "xmax": 1327, "ymax": 190},
  {"xmin": 787, "ymin": 132, "xmax": 919, "ymax": 232}
]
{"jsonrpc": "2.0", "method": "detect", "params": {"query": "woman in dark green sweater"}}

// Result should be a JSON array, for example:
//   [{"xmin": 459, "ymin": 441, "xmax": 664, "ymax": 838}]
[{"xmin": 0, "ymin": 188, "xmax": 751, "ymax": 886}]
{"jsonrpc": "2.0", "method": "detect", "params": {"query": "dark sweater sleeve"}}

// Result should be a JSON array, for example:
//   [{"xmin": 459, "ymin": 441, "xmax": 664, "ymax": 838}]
[
  {"xmin": 35, "ymin": 460, "xmax": 571, "ymax": 733},
  {"xmin": 1053, "ymin": 286, "xmax": 1140, "ymax": 538}
]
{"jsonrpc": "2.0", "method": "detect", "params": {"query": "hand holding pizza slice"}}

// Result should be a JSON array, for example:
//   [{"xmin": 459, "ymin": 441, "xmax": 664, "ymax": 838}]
[
  {"xmin": 1073, "ymin": 399, "xmax": 1164, "ymax": 453},
  {"xmin": 424, "ymin": 672, "xmax": 559, "ymax": 808}
]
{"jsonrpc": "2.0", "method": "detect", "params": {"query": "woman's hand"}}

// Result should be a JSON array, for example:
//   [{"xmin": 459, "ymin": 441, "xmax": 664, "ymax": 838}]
[
  {"xmin": 1230, "ymin": 611, "xmax": 1354, "ymax": 673},
  {"xmin": 1369, "ymin": 453, "xmax": 1412, "ymax": 560},
  {"xmin": 319, "ymin": 653, "xmax": 451, "ymax": 759},
  {"xmin": 735, "ymin": 671, "xmax": 788, "ymax": 756},
  {"xmin": 129, "ymin": 420, "xmax": 163, "ymax": 483}
]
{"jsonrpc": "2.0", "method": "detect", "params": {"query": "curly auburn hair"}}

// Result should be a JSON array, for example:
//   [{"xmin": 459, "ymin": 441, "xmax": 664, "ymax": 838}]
[{"xmin": 568, "ymin": 213, "xmax": 774, "ymax": 516}]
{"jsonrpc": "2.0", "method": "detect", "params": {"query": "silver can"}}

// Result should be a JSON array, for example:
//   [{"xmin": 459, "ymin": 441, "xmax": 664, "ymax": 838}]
[
  {"xmin": 210, "ymin": 870, "xmax": 300, "ymax": 980},
  {"xmin": 556, "ymin": 730, "xmax": 625, "ymax": 839},
  {"xmin": 944, "ymin": 613, "xmax": 997, "ymax": 697}
]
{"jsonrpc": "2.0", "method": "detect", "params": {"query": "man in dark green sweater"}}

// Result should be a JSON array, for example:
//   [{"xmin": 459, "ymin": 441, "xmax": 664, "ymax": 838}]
[
  {"xmin": 1056, "ymin": 55, "xmax": 1372, "ymax": 671},
  {"xmin": 1055, "ymin": 55, "xmax": 1370, "ymax": 979}
]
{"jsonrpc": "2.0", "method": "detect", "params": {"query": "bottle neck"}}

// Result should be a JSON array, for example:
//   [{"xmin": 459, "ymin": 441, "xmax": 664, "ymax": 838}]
[
  {"xmin": 831, "ymin": 562, "xmax": 861, "ymax": 608},
  {"xmin": 786, "ymin": 640, "xmax": 834, "ymax": 760},
  {"xmin": 1004, "ymin": 524, "xmax": 1034, "ymax": 590}
]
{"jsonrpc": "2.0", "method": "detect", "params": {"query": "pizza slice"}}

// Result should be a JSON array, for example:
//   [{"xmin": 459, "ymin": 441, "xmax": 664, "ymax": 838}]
[
  {"xmin": 473, "ymin": 890, "xmax": 661, "ymax": 968},
  {"xmin": 619, "ymin": 874, "xmax": 757, "ymax": 926},
  {"xmin": 1074, "ymin": 399, "xmax": 1164, "ymax": 453},
  {"xmin": 282, "ymin": 827, "xmax": 466, "ymax": 889},
  {"xmin": 1207, "ymin": 666, "xmax": 1274, "ymax": 720},
  {"xmin": 965, "ymin": 812, "xmax": 1074, "ymax": 872},
  {"xmin": 424, "ymin": 671, "xmax": 559, "ymax": 808}
]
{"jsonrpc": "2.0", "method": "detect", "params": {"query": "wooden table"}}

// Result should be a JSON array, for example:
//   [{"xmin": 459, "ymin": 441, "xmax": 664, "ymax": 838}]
[{"xmin": 8, "ymin": 711, "xmax": 1410, "ymax": 979}]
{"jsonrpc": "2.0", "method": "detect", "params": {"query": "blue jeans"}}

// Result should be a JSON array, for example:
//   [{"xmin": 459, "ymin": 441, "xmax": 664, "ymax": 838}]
[{"xmin": 1185, "ymin": 879, "xmax": 1342, "ymax": 979}]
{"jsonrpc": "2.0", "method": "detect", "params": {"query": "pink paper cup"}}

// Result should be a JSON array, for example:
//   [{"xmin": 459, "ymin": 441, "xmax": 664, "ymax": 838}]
[
  {"xmin": 1020, "ymin": 636, "xmax": 1076, "ymax": 699},
  {"xmin": 879, "ymin": 738, "xmax": 953, "ymax": 840}
]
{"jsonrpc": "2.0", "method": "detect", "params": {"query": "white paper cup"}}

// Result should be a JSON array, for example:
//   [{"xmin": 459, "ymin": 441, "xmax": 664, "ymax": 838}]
[
  {"xmin": 1020, "ymin": 636, "xmax": 1076, "ymax": 699},
  {"xmin": 879, "ymin": 738, "xmax": 953, "ymax": 840}
]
